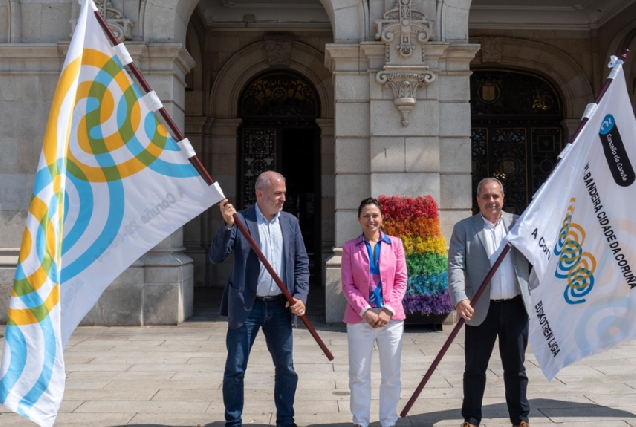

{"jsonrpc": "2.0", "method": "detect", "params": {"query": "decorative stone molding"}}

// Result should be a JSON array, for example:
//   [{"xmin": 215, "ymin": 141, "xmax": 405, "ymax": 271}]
[
  {"xmin": 70, "ymin": 0, "xmax": 133, "ymax": 42},
  {"xmin": 264, "ymin": 33, "xmax": 294, "ymax": 66},
  {"xmin": 481, "ymin": 37, "xmax": 502, "ymax": 63},
  {"xmin": 375, "ymin": 0, "xmax": 432, "ymax": 59},
  {"xmin": 376, "ymin": 65, "xmax": 435, "ymax": 126},
  {"xmin": 324, "ymin": 44, "xmax": 360, "ymax": 72},
  {"xmin": 469, "ymin": 37, "xmax": 591, "ymax": 118},
  {"xmin": 213, "ymin": 41, "xmax": 333, "ymax": 120}
]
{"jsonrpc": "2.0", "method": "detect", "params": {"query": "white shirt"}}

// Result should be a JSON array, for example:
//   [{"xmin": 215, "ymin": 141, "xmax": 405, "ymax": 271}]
[
  {"xmin": 255, "ymin": 203, "xmax": 284, "ymax": 297},
  {"xmin": 482, "ymin": 215, "xmax": 519, "ymax": 300}
]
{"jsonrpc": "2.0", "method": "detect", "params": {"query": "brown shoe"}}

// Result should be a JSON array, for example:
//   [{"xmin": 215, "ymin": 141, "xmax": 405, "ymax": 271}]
[
  {"xmin": 513, "ymin": 422, "xmax": 530, "ymax": 427},
  {"xmin": 461, "ymin": 423, "xmax": 478, "ymax": 427}
]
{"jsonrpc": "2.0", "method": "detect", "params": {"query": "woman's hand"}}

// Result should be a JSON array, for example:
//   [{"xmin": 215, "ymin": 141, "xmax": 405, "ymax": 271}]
[
  {"xmin": 374, "ymin": 308, "xmax": 392, "ymax": 328},
  {"xmin": 362, "ymin": 309, "xmax": 379, "ymax": 327}
]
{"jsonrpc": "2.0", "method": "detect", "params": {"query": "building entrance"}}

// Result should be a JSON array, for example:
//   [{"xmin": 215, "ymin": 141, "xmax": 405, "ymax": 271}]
[
  {"xmin": 471, "ymin": 70, "xmax": 564, "ymax": 214},
  {"xmin": 238, "ymin": 70, "xmax": 322, "ymax": 282}
]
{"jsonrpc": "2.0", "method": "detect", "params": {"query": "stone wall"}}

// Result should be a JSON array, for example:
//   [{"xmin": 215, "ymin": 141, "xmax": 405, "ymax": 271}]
[
  {"xmin": 324, "ymin": 0, "xmax": 478, "ymax": 323},
  {"xmin": 596, "ymin": 1, "xmax": 636, "ymax": 109},
  {"xmin": 0, "ymin": 5, "xmax": 199, "ymax": 324}
]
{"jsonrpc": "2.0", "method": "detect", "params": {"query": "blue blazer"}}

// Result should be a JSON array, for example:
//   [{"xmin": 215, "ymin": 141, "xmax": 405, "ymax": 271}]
[{"xmin": 210, "ymin": 205, "xmax": 310, "ymax": 329}]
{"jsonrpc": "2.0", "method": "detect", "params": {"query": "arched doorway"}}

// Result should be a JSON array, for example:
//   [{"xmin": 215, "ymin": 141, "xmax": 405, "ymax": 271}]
[
  {"xmin": 471, "ymin": 70, "xmax": 564, "ymax": 214},
  {"xmin": 238, "ymin": 70, "xmax": 322, "ymax": 281}
]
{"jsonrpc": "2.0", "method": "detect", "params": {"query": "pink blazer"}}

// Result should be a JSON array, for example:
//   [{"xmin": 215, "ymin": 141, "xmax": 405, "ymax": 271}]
[{"xmin": 341, "ymin": 233, "xmax": 408, "ymax": 323}]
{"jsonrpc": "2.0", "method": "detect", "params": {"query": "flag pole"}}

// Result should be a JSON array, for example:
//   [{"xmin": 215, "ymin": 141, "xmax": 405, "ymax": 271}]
[
  {"xmin": 399, "ymin": 244, "xmax": 511, "ymax": 417},
  {"xmin": 93, "ymin": 10, "xmax": 334, "ymax": 361},
  {"xmin": 400, "ymin": 48, "xmax": 630, "ymax": 418}
]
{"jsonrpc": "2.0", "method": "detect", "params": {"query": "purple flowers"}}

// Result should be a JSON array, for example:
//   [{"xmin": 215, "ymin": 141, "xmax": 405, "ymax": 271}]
[{"xmin": 403, "ymin": 293, "xmax": 454, "ymax": 315}]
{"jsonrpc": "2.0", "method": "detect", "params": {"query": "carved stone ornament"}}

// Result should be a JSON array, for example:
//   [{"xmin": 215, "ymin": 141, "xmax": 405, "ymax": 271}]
[
  {"xmin": 70, "ymin": 0, "xmax": 133, "ymax": 42},
  {"xmin": 264, "ymin": 33, "xmax": 294, "ymax": 66},
  {"xmin": 481, "ymin": 37, "xmax": 502, "ymax": 63},
  {"xmin": 375, "ymin": 0, "xmax": 432, "ymax": 59},
  {"xmin": 376, "ymin": 66, "xmax": 436, "ymax": 126}
]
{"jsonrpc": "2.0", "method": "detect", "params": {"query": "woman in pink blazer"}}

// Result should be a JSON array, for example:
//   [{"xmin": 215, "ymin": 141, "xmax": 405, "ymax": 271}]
[{"xmin": 341, "ymin": 197, "xmax": 408, "ymax": 427}]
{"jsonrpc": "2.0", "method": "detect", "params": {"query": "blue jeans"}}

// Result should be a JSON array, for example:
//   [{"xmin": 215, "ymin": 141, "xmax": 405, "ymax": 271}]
[{"xmin": 223, "ymin": 298, "xmax": 297, "ymax": 427}]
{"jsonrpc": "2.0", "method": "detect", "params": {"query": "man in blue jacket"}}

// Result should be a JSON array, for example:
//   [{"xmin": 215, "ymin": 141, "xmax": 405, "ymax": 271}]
[{"xmin": 210, "ymin": 170, "xmax": 309, "ymax": 427}]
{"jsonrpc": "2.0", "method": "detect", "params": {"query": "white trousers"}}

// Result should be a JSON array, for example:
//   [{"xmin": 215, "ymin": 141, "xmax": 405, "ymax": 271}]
[{"xmin": 347, "ymin": 319, "xmax": 404, "ymax": 427}]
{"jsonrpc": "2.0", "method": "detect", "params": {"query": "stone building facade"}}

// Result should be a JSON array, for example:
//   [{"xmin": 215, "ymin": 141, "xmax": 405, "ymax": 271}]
[{"xmin": 1, "ymin": 0, "xmax": 635, "ymax": 324}]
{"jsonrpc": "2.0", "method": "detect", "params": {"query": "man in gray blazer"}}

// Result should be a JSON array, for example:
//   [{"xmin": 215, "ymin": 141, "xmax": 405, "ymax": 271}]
[
  {"xmin": 210, "ymin": 170, "xmax": 309, "ymax": 427},
  {"xmin": 448, "ymin": 177, "xmax": 531, "ymax": 427}
]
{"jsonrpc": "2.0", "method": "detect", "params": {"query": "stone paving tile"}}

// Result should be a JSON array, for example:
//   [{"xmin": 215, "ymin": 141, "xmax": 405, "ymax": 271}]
[
  {"xmin": 127, "ymin": 363, "xmax": 218, "ymax": 373},
  {"xmin": 171, "ymin": 371, "xmax": 227, "ymax": 381},
  {"xmin": 90, "ymin": 355, "xmax": 194, "ymax": 364},
  {"xmin": 63, "ymin": 388, "xmax": 158, "ymax": 401},
  {"xmin": 126, "ymin": 412, "xmax": 237, "ymax": 426},
  {"xmin": 65, "ymin": 363, "xmax": 133, "ymax": 372},
  {"xmin": 65, "ymin": 371, "xmax": 176, "ymax": 381},
  {"xmin": 74, "ymin": 400, "xmax": 211, "ymax": 413},
  {"xmin": 2, "ymin": 319, "xmax": 636, "ymax": 426},
  {"xmin": 65, "ymin": 379, "xmax": 111, "ymax": 390},
  {"xmin": 102, "ymin": 379, "xmax": 222, "ymax": 391},
  {"xmin": 151, "ymin": 389, "xmax": 221, "ymax": 401},
  {"xmin": 540, "ymin": 406, "xmax": 636, "ymax": 422}
]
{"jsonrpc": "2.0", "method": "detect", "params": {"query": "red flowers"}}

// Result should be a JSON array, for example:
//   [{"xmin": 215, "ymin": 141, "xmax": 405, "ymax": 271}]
[{"xmin": 378, "ymin": 195, "xmax": 439, "ymax": 221}]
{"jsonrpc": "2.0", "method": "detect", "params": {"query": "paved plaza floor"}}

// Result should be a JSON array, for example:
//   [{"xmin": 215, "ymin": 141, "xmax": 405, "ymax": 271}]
[{"xmin": 1, "ymin": 287, "xmax": 635, "ymax": 427}]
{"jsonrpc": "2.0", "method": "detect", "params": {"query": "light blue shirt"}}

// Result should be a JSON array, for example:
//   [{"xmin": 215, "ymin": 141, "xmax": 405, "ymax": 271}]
[{"xmin": 255, "ymin": 203, "xmax": 285, "ymax": 297}]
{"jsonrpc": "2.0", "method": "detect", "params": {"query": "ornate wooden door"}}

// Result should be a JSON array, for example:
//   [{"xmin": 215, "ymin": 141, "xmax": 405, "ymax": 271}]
[
  {"xmin": 471, "ymin": 70, "xmax": 564, "ymax": 214},
  {"xmin": 238, "ymin": 70, "xmax": 321, "ymax": 278}
]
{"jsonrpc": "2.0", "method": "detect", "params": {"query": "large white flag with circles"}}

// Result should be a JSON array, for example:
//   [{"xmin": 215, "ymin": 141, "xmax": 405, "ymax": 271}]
[
  {"xmin": 0, "ymin": 0, "xmax": 224, "ymax": 425},
  {"xmin": 506, "ymin": 62, "xmax": 636, "ymax": 380}
]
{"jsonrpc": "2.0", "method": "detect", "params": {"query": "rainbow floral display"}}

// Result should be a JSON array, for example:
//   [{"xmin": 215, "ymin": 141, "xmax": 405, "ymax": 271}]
[{"xmin": 379, "ymin": 195, "xmax": 453, "ymax": 316}]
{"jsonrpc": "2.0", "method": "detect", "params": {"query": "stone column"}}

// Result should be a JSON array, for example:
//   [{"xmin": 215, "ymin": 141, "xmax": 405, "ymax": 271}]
[
  {"xmin": 8, "ymin": 0, "xmax": 21, "ymax": 43},
  {"xmin": 561, "ymin": 118, "xmax": 581, "ymax": 145},
  {"xmin": 316, "ymin": 118, "xmax": 335, "ymax": 283},
  {"xmin": 184, "ymin": 116, "xmax": 211, "ymax": 287},
  {"xmin": 437, "ymin": 44, "xmax": 481, "ymax": 239},
  {"xmin": 139, "ymin": 43, "xmax": 196, "ymax": 324},
  {"xmin": 81, "ymin": 43, "xmax": 199, "ymax": 325},
  {"xmin": 324, "ymin": 44, "xmax": 371, "ymax": 323},
  {"xmin": 207, "ymin": 118, "xmax": 242, "ymax": 287}
]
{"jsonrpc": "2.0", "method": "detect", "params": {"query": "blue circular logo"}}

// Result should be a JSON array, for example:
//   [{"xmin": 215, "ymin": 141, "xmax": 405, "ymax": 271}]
[{"xmin": 599, "ymin": 114, "xmax": 615, "ymax": 135}]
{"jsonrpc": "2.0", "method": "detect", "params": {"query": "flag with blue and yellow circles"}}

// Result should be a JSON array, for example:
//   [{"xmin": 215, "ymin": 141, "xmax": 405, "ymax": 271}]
[{"xmin": 0, "ymin": 1, "xmax": 224, "ymax": 425}]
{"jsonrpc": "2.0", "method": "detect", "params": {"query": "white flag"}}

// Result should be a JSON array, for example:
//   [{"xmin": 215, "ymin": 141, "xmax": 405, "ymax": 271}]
[
  {"xmin": 507, "ymin": 64, "xmax": 636, "ymax": 379},
  {"xmin": 0, "ymin": 0, "xmax": 224, "ymax": 425}
]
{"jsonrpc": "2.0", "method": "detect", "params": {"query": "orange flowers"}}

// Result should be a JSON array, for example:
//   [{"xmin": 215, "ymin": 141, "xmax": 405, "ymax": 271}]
[{"xmin": 382, "ymin": 218, "xmax": 441, "ymax": 239}]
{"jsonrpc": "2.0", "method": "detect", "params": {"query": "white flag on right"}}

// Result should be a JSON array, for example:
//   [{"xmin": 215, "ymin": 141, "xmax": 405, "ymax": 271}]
[{"xmin": 506, "ymin": 63, "xmax": 636, "ymax": 380}]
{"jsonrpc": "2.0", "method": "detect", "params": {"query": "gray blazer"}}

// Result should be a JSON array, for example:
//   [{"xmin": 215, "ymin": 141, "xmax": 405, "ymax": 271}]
[
  {"xmin": 448, "ymin": 212, "xmax": 531, "ymax": 326},
  {"xmin": 210, "ymin": 206, "xmax": 310, "ymax": 329}
]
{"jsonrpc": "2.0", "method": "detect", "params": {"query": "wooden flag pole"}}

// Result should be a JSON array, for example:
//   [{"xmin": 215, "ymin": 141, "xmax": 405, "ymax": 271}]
[
  {"xmin": 232, "ymin": 217, "xmax": 334, "ymax": 360},
  {"xmin": 399, "ymin": 244, "xmax": 511, "ymax": 418},
  {"xmin": 400, "ymin": 48, "xmax": 630, "ymax": 418},
  {"xmin": 94, "ymin": 10, "xmax": 334, "ymax": 361}
]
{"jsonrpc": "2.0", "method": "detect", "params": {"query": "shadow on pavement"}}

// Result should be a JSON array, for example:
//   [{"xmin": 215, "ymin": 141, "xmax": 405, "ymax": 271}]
[
  {"xmin": 404, "ymin": 397, "xmax": 636, "ymax": 426},
  {"xmin": 114, "ymin": 397, "xmax": 636, "ymax": 426},
  {"xmin": 118, "ymin": 424, "xmax": 271, "ymax": 427}
]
